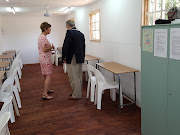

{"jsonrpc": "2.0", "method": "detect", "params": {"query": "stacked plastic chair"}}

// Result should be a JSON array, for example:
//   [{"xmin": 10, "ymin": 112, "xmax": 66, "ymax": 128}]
[
  {"xmin": 0, "ymin": 112, "xmax": 11, "ymax": 135},
  {"xmin": 93, "ymin": 68, "xmax": 123, "ymax": 110}
]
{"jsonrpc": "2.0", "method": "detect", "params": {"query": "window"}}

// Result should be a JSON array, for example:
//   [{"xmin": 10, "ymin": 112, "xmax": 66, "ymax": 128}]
[
  {"xmin": 89, "ymin": 9, "xmax": 101, "ymax": 42},
  {"xmin": 143, "ymin": 0, "xmax": 180, "ymax": 25}
]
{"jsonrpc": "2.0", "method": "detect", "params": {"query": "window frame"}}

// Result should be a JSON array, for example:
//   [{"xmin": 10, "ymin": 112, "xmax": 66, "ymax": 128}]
[
  {"xmin": 142, "ymin": 0, "xmax": 167, "ymax": 26},
  {"xmin": 89, "ymin": 9, "xmax": 101, "ymax": 42}
]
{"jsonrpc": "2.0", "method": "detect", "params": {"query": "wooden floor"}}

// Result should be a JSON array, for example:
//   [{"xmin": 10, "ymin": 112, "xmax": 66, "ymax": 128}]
[{"xmin": 9, "ymin": 64, "xmax": 141, "ymax": 135}]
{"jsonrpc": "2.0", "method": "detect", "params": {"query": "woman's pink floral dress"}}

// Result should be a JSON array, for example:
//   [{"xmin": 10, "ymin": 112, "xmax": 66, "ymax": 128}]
[{"xmin": 38, "ymin": 34, "xmax": 53, "ymax": 76}]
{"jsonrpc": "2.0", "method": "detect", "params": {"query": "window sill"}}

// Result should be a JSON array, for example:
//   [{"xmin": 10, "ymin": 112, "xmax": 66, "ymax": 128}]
[{"xmin": 90, "ymin": 39, "xmax": 101, "ymax": 42}]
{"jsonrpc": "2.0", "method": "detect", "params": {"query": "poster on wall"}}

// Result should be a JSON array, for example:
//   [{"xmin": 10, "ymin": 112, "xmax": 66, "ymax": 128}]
[
  {"xmin": 143, "ymin": 29, "xmax": 153, "ymax": 52},
  {"xmin": 154, "ymin": 29, "xmax": 168, "ymax": 58},
  {"xmin": 170, "ymin": 28, "xmax": 180, "ymax": 60}
]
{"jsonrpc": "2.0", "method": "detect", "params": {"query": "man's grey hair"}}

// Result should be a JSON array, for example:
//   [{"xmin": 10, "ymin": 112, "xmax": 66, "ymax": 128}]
[{"xmin": 66, "ymin": 20, "xmax": 75, "ymax": 27}]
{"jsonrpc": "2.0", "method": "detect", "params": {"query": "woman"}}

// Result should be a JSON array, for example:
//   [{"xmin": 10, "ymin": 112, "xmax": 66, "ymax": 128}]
[{"xmin": 38, "ymin": 22, "xmax": 54, "ymax": 100}]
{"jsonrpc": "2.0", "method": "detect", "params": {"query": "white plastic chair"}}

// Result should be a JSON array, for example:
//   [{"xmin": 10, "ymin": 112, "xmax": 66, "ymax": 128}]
[
  {"xmin": 0, "ymin": 112, "xmax": 11, "ymax": 135},
  {"xmin": 7, "ymin": 60, "xmax": 22, "ymax": 79},
  {"xmin": 86, "ymin": 64, "xmax": 97, "ymax": 102},
  {"xmin": 63, "ymin": 63, "xmax": 67, "ymax": 73},
  {"xmin": 55, "ymin": 48, "xmax": 62, "ymax": 66},
  {"xmin": 15, "ymin": 53, "xmax": 23, "ymax": 69},
  {"xmin": 51, "ymin": 50, "xmax": 55, "ymax": 64},
  {"xmin": 0, "ymin": 96, "xmax": 14, "ymax": 125},
  {"xmin": 0, "ymin": 76, "xmax": 20, "ymax": 123},
  {"xmin": 94, "ymin": 68, "xmax": 123, "ymax": 110},
  {"xmin": 7, "ymin": 67, "xmax": 22, "ymax": 108},
  {"xmin": 12, "ymin": 67, "xmax": 21, "ymax": 93}
]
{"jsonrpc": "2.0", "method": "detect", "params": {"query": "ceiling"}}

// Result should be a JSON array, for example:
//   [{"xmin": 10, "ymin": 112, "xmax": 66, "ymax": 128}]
[{"xmin": 0, "ymin": 0, "xmax": 96, "ymax": 16}]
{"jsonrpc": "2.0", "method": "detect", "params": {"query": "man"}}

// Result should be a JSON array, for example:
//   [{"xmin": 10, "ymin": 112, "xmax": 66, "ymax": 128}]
[{"xmin": 62, "ymin": 20, "xmax": 85, "ymax": 100}]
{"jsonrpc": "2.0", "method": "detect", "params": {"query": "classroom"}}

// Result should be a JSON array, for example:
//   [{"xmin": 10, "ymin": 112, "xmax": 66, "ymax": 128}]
[{"xmin": 0, "ymin": 0, "xmax": 179, "ymax": 135}]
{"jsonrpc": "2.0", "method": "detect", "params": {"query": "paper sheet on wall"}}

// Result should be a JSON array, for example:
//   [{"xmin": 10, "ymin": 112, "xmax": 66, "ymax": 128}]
[
  {"xmin": 170, "ymin": 28, "xmax": 180, "ymax": 60},
  {"xmin": 154, "ymin": 29, "xmax": 167, "ymax": 58},
  {"xmin": 143, "ymin": 29, "xmax": 153, "ymax": 52}
]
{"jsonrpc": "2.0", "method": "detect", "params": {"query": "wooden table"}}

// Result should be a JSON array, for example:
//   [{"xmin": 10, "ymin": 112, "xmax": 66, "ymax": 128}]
[
  {"xmin": 96, "ymin": 62, "xmax": 139, "ymax": 113},
  {"xmin": 0, "ymin": 71, "xmax": 5, "ymax": 85},
  {"xmin": 0, "ymin": 60, "xmax": 11, "ymax": 70},
  {"xmin": 0, "ymin": 54, "xmax": 14, "ymax": 60},
  {"xmin": 4, "ymin": 50, "xmax": 16, "ymax": 54},
  {"xmin": 85, "ymin": 55, "xmax": 100, "ymax": 63},
  {"xmin": 0, "ymin": 71, "xmax": 5, "ymax": 80}
]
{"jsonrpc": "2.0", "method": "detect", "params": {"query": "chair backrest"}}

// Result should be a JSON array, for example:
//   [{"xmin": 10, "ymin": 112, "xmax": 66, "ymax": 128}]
[
  {"xmin": 56, "ymin": 48, "xmax": 62, "ymax": 57},
  {"xmin": 12, "ymin": 66, "xmax": 21, "ymax": 79},
  {"xmin": 0, "ymin": 96, "xmax": 13, "ymax": 117},
  {"xmin": 16, "ymin": 50, "xmax": 21, "ymax": 56},
  {"xmin": 12, "ymin": 67, "xmax": 21, "ymax": 91},
  {"xmin": 87, "ymin": 64, "xmax": 96, "ymax": 79},
  {"xmin": 0, "ymin": 112, "xmax": 11, "ymax": 135},
  {"xmin": 94, "ymin": 68, "xmax": 108, "ymax": 85},
  {"xmin": 15, "ymin": 54, "xmax": 23, "ymax": 69},
  {"xmin": 9, "ymin": 60, "xmax": 21, "ymax": 76},
  {"xmin": 0, "ymin": 76, "xmax": 14, "ymax": 94},
  {"xmin": 82, "ymin": 64, "xmax": 88, "ymax": 72}
]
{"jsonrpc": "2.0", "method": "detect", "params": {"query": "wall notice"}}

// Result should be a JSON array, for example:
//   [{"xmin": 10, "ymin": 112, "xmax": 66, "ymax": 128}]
[
  {"xmin": 143, "ymin": 29, "xmax": 153, "ymax": 52},
  {"xmin": 154, "ymin": 29, "xmax": 167, "ymax": 58},
  {"xmin": 170, "ymin": 28, "xmax": 180, "ymax": 60}
]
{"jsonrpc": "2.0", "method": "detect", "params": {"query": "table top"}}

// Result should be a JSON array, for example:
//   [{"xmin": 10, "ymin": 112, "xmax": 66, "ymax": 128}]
[
  {"xmin": 85, "ymin": 55, "xmax": 100, "ymax": 61},
  {"xmin": 4, "ymin": 50, "xmax": 16, "ymax": 54},
  {"xmin": 96, "ymin": 62, "xmax": 139, "ymax": 74},
  {"xmin": 0, "ymin": 54, "xmax": 14, "ymax": 59},
  {"xmin": 57, "ymin": 47, "xmax": 62, "ymax": 50},
  {"xmin": 0, "ymin": 60, "xmax": 11, "ymax": 68},
  {"xmin": 0, "ymin": 71, "xmax": 5, "ymax": 80}
]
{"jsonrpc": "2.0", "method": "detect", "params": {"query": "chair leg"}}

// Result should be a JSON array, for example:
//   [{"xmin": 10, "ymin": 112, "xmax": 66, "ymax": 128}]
[
  {"xmin": 63, "ymin": 63, "xmax": 67, "ymax": 73},
  {"xmin": 9, "ymin": 101, "xmax": 15, "ymax": 123},
  {"xmin": 90, "ymin": 80, "xmax": 96, "ymax": 102},
  {"xmin": 86, "ymin": 78, "xmax": 90, "ymax": 98},
  {"xmin": 110, "ymin": 89, "xmax": 116, "ymax": 101},
  {"xmin": 12, "ymin": 95, "xmax": 20, "ymax": 117},
  {"xmin": 97, "ymin": 89, "xmax": 103, "ymax": 110},
  {"xmin": 7, "ymin": 127, "xmax": 10, "ymax": 135},
  {"xmin": 55, "ymin": 58, "xmax": 58, "ymax": 66},
  {"xmin": 94, "ymin": 86, "xmax": 97, "ymax": 105},
  {"xmin": 13, "ymin": 86, "xmax": 22, "ymax": 108},
  {"xmin": 85, "ymin": 72, "xmax": 88, "ymax": 81},
  {"xmin": 15, "ymin": 76, "xmax": 21, "ymax": 92}
]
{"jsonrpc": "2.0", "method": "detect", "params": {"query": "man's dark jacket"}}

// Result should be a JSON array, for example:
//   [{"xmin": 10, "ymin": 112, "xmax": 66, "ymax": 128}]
[{"xmin": 62, "ymin": 27, "xmax": 85, "ymax": 64}]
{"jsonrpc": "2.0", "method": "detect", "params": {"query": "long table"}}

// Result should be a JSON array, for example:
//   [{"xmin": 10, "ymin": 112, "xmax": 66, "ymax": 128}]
[
  {"xmin": 0, "ymin": 71, "xmax": 5, "ymax": 85},
  {"xmin": 0, "ymin": 60, "xmax": 11, "ymax": 70},
  {"xmin": 4, "ymin": 50, "xmax": 16, "ymax": 54},
  {"xmin": 96, "ymin": 62, "xmax": 139, "ymax": 113},
  {"xmin": 85, "ymin": 55, "xmax": 100, "ymax": 63},
  {"xmin": 0, "ymin": 54, "xmax": 14, "ymax": 60}
]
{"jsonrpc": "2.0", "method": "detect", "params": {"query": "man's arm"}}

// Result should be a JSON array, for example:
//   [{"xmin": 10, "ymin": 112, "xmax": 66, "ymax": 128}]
[{"xmin": 62, "ymin": 30, "xmax": 72, "ymax": 62}]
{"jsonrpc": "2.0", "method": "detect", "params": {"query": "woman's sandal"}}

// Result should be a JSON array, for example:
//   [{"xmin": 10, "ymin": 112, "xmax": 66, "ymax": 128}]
[
  {"xmin": 42, "ymin": 94, "xmax": 53, "ymax": 100},
  {"xmin": 48, "ymin": 90, "xmax": 55, "ymax": 93}
]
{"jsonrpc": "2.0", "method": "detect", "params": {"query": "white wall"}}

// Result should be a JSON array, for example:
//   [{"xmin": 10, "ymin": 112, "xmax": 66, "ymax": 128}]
[
  {"xmin": 2, "ymin": 15, "xmax": 66, "ymax": 64},
  {"xmin": 0, "ymin": 15, "xmax": 3, "ymax": 54},
  {"xmin": 66, "ymin": 0, "xmax": 142, "ymax": 107}
]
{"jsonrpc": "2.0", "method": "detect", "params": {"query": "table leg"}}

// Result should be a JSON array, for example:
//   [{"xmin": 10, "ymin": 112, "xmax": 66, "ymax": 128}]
[
  {"xmin": 113, "ymin": 74, "xmax": 115, "ymax": 81},
  {"xmin": 134, "ymin": 72, "xmax": 137, "ymax": 110},
  {"xmin": 117, "ymin": 74, "xmax": 121, "ymax": 114}
]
